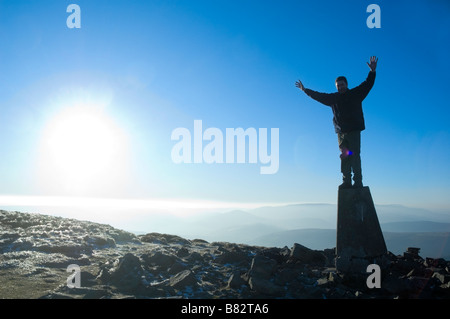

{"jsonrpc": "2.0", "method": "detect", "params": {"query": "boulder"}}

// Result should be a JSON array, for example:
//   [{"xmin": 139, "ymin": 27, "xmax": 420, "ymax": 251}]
[
  {"xmin": 290, "ymin": 243, "xmax": 327, "ymax": 266},
  {"xmin": 168, "ymin": 261, "xmax": 188, "ymax": 275},
  {"xmin": 169, "ymin": 270, "xmax": 198, "ymax": 289},
  {"xmin": 214, "ymin": 250, "xmax": 248, "ymax": 265},
  {"xmin": 227, "ymin": 271, "xmax": 246, "ymax": 289},
  {"xmin": 432, "ymin": 271, "xmax": 450, "ymax": 285},
  {"xmin": 140, "ymin": 233, "xmax": 191, "ymax": 245},
  {"xmin": 176, "ymin": 247, "xmax": 190, "ymax": 258},
  {"xmin": 106, "ymin": 253, "xmax": 145, "ymax": 291},
  {"xmin": 248, "ymin": 277, "xmax": 285, "ymax": 296},
  {"xmin": 249, "ymin": 255, "xmax": 277, "ymax": 280},
  {"xmin": 274, "ymin": 266, "xmax": 299, "ymax": 283},
  {"xmin": 142, "ymin": 251, "xmax": 177, "ymax": 269},
  {"xmin": 425, "ymin": 257, "xmax": 447, "ymax": 268},
  {"xmin": 85, "ymin": 235, "xmax": 116, "ymax": 248}
]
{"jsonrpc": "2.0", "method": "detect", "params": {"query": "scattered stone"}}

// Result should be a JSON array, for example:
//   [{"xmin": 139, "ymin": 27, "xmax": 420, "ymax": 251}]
[
  {"xmin": 168, "ymin": 261, "xmax": 188, "ymax": 275},
  {"xmin": 407, "ymin": 247, "xmax": 420, "ymax": 255},
  {"xmin": 248, "ymin": 255, "xmax": 277, "ymax": 279},
  {"xmin": 290, "ymin": 243, "xmax": 327, "ymax": 266},
  {"xmin": 227, "ymin": 271, "xmax": 246, "ymax": 289},
  {"xmin": 248, "ymin": 276, "xmax": 285, "ymax": 296},
  {"xmin": 139, "ymin": 233, "xmax": 190, "ymax": 245},
  {"xmin": 404, "ymin": 247, "xmax": 421, "ymax": 260},
  {"xmin": 176, "ymin": 247, "xmax": 190, "ymax": 258},
  {"xmin": 425, "ymin": 257, "xmax": 447, "ymax": 268},
  {"xmin": 432, "ymin": 271, "xmax": 450, "ymax": 284},
  {"xmin": 169, "ymin": 270, "xmax": 197, "ymax": 289},
  {"xmin": 214, "ymin": 250, "xmax": 248, "ymax": 265},
  {"xmin": 104, "ymin": 253, "xmax": 145, "ymax": 292},
  {"xmin": 142, "ymin": 251, "xmax": 177, "ymax": 269}
]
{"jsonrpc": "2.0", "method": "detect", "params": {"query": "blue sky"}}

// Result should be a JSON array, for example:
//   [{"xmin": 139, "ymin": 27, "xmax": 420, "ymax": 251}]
[{"xmin": 0, "ymin": 0, "xmax": 449, "ymax": 217}]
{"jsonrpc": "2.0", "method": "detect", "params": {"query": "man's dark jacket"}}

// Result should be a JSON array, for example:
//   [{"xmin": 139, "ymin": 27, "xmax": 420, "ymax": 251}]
[{"xmin": 303, "ymin": 71, "xmax": 376, "ymax": 133}]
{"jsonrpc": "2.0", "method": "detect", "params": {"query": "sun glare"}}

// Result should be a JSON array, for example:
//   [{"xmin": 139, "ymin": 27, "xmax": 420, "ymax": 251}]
[{"xmin": 38, "ymin": 103, "xmax": 129, "ymax": 195}]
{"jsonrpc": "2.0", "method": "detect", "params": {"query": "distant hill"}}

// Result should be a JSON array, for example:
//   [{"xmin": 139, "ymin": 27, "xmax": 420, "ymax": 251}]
[
  {"xmin": 181, "ymin": 222, "xmax": 285, "ymax": 245},
  {"xmin": 248, "ymin": 203, "xmax": 337, "ymax": 229},
  {"xmin": 249, "ymin": 228, "xmax": 336, "ymax": 250},
  {"xmin": 248, "ymin": 228, "xmax": 450, "ymax": 259},
  {"xmin": 381, "ymin": 221, "xmax": 450, "ymax": 232},
  {"xmin": 121, "ymin": 203, "xmax": 450, "ymax": 259},
  {"xmin": 383, "ymin": 232, "xmax": 450, "ymax": 259}
]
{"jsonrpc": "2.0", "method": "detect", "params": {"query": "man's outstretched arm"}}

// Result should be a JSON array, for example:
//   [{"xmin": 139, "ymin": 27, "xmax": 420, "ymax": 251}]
[{"xmin": 295, "ymin": 79, "xmax": 335, "ymax": 106}]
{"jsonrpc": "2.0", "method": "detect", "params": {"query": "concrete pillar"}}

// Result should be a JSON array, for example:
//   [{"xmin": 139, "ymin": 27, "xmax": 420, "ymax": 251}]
[{"xmin": 335, "ymin": 186, "xmax": 388, "ymax": 273}]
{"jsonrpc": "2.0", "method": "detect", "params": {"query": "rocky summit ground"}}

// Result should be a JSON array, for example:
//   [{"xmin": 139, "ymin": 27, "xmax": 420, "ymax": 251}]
[{"xmin": 1, "ymin": 210, "xmax": 450, "ymax": 299}]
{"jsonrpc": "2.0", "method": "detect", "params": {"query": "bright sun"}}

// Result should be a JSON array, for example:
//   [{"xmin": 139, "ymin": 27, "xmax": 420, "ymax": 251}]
[{"xmin": 38, "ymin": 104, "xmax": 129, "ymax": 195}]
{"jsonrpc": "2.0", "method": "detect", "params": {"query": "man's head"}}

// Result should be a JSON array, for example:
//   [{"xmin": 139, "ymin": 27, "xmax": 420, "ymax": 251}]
[{"xmin": 335, "ymin": 76, "xmax": 348, "ymax": 93}]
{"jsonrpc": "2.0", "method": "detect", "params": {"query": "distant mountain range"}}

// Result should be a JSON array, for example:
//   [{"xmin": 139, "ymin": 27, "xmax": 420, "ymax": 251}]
[
  {"xmin": 128, "ymin": 203, "xmax": 450, "ymax": 259},
  {"xmin": 9, "ymin": 201, "xmax": 450, "ymax": 259},
  {"xmin": 381, "ymin": 221, "xmax": 450, "ymax": 232},
  {"xmin": 248, "ymin": 228, "xmax": 450, "ymax": 259}
]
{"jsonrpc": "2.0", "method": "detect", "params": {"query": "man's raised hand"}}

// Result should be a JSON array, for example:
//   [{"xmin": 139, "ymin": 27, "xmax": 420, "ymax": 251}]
[
  {"xmin": 295, "ymin": 80, "xmax": 305, "ymax": 91},
  {"xmin": 367, "ymin": 56, "xmax": 378, "ymax": 72}
]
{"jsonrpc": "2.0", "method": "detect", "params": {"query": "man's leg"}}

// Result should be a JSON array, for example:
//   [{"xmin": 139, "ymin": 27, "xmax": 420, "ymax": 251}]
[{"xmin": 338, "ymin": 133, "xmax": 352, "ymax": 189}]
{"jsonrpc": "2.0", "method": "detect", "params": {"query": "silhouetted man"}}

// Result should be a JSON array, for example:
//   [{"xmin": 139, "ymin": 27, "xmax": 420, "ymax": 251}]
[{"xmin": 295, "ymin": 56, "xmax": 378, "ymax": 189}]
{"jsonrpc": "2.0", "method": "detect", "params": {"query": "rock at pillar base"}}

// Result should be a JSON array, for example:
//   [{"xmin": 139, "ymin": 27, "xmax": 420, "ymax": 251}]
[{"xmin": 335, "ymin": 186, "xmax": 389, "ymax": 274}]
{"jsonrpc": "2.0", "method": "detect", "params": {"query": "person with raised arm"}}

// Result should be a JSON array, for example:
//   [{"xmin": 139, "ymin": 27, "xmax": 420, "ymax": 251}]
[{"xmin": 296, "ymin": 56, "xmax": 378, "ymax": 189}]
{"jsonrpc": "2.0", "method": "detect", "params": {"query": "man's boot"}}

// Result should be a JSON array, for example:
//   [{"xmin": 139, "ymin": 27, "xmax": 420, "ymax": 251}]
[
  {"xmin": 353, "ymin": 175, "xmax": 363, "ymax": 188},
  {"xmin": 339, "ymin": 175, "xmax": 352, "ymax": 189},
  {"xmin": 353, "ymin": 180, "xmax": 363, "ymax": 188}
]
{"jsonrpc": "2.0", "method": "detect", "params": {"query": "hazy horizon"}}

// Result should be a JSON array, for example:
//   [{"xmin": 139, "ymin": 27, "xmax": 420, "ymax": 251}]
[
  {"xmin": 2, "ymin": 194, "xmax": 449, "ymax": 234},
  {"xmin": 2, "ymin": 197, "xmax": 450, "ymax": 259}
]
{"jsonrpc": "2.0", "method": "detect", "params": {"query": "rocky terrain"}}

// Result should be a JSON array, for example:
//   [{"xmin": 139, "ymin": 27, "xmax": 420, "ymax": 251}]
[{"xmin": 1, "ymin": 210, "xmax": 450, "ymax": 299}]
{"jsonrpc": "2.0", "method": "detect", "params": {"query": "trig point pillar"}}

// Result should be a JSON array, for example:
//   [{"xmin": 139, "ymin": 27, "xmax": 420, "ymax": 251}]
[{"xmin": 335, "ymin": 186, "xmax": 388, "ymax": 273}]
